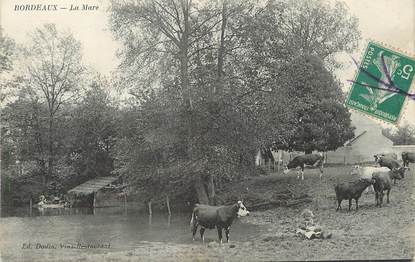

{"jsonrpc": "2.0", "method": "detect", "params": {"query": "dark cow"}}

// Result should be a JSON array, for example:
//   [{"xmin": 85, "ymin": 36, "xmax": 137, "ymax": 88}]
[
  {"xmin": 283, "ymin": 153, "xmax": 324, "ymax": 180},
  {"xmin": 402, "ymin": 152, "xmax": 415, "ymax": 168},
  {"xmin": 388, "ymin": 167, "xmax": 406, "ymax": 184},
  {"xmin": 335, "ymin": 178, "xmax": 374, "ymax": 211},
  {"xmin": 375, "ymin": 155, "xmax": 401, "ymax": 169},
  {"xmin": 372, "ymin": 171, "xmax": 392, "ymax": 207},
  {"xmin": 190, "ymin": 201, "xmax": 249, "ymax": 243},
  {"xmin": 374, "ymin": 155, "xmax": 408, "ymax": 183}
]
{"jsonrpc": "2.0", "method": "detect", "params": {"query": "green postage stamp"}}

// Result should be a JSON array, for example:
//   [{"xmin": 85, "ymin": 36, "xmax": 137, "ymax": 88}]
[{"xmin": 346, "ymin": 41, "xmax": 415, "ymax": 124}]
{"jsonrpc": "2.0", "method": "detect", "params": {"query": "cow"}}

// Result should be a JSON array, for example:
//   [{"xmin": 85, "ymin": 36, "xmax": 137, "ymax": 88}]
[
  {"xmin": 374, "ymin": 153, "xmax": 397, "ymax": 162},
  {"xmin": 402, "ymin": 152, "xmax": 415, "ymax": 168},
  {"xmin": 283, "ymin": 153, "xmax": 324, "ymax": 180},
  {"xmin": 190, "ymin": 201, "xmax": 250, "ymax": 244},
  {"xmin": 372, "ymin": 171, "xmax": 392, "ymax": 207},
  {"xmin": 350, "ymin": 165, "xmax": 389, "ymax": 193},
  {"xmin": 335, "ymin": 178, "xmax": 374, "ymax": 211},
  {"xmin": 388, "ymin": 167, "xmax": 406, "ymax": 184},
  {"xmin": 374, "ymin": 155, "xmax": 408, "ymax": 183},
  {"xmin": 375, "ymin": 155, "xmax": 401, "ymax": 169}
]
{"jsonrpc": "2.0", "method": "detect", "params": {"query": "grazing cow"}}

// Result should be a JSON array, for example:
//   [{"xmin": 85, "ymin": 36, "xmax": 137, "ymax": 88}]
[
  {"xmin": 375, "ymin": 155, "xmax": 401, "ymax": 170},
  {"xmin": 190, "ymin": 201, "xmax": 250, "ymax": 243},
  {"xmin": 402, "ymin": 152, "xmax": 415, "ymax": 168},
  {"xmin": 374, "ymin": 155, "xmax": 408, "ymax": 183},
  {"xmin": 372, "ymin": 171, "xmax": 392, "ymax": 207},
  {"xmin": 283, "ymin": 154, "xmax": 324, "ymax": 180},
  {"xmin": 374, "ymin": 153, "xmax": 397, "ymax": 162},
  {"xmin": 350, "ymin": 165, "xmax": 389, "ymax": 193},
  {"xmin": 388, "ymin": 167, "xmax": 406, "ymax": 184},
  {"xmin": 334, "ymin": 178, "xmax": 374, "ymax": 211}
]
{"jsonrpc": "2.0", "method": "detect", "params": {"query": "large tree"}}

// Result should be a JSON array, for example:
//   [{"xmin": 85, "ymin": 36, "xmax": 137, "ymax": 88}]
[
  {"xmin": 277, "ymin": 55, "xmax": 355, "ymax": 153},
  {"xmin": 110, "ymin": 0, "xmax": 234, "ymax": 204},
  {"xmin": 229, "ymin": 0, "xmax": 360, "ymax": 150},
  {"xmin": 20, "ymin": 24, "xmax": 85, "ymax": 188}
]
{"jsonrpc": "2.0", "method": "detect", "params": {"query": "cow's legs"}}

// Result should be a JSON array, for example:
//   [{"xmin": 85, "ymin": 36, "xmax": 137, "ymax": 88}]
[
  {"xmin": 217, "ymin": 227, "xmax": 223, "ymax": 244},
  {"xmin": 355, "ymin": 198, "xmax": 359, "ymax": 211},
  {"xmin": 336, "ymin": 200, "xmax": 342, "ymax": 211},
  {"xmin": 386, "ymin": 189, "xmax": 390, "ymax": 204},
  {"xmin": 225, "ymin": 227, "xmax": 230, "ymax": 243},
  {"xmin": 379, "ymin": 192, "xmax": 384, "ymax": 207},
  {"xmin": 375, "ymin": 192, "xmax": 379, "ymax": 207},
  {"xmin": 200, "ymin": 227, "xmax": 206, "ymax": 243},
  {"xmin": 192, "ymin": 222, "xmax": 199, "ymax": 241},
  {"xmin": 348, "ymin": 198, "xmax": 352, "ymax": 211}
]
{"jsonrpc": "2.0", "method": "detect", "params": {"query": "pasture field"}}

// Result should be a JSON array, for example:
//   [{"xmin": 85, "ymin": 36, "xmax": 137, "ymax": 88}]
[{"xmin": 6, "ymin": 165, "xmax": 414, "ymax": 261}]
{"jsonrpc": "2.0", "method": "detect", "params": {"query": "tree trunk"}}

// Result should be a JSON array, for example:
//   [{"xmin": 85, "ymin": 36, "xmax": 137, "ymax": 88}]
[
  {"xmin": 46, "ymin": 115, "xmax": 54, "ymax": 189},
  {"xmin": 166, "ymin": 195, "xmax": 171, "ymax": 215},
  {"xmin": 207, "ymin": 174, "xmax": 216, "ymax": 205},
  {"xmin": 39, "ymin": 159, "xmax": 47, "ymax": 190},
  {"xmin": 195, "ymin": 175, "xmax": 209, "ymax": 204},
  {"xmin": 148, "ymin": 199, "xmax": 153, "ymax": 216},
  {"xmin": 180, "ymin": 0, "xmax": 191, "ymax": 109},
  {"xmin": 215, "ymin": 0, "xmax": 227, "ymax": 95}
]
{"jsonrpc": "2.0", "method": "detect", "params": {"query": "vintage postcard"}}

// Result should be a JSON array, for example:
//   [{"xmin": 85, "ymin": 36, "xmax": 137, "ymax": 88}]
[{"xmin": 1, "ymin": 0, "xmax": 414, "ymax": 262}]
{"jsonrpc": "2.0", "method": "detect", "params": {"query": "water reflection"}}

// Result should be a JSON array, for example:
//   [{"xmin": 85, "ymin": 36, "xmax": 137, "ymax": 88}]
[{"xmin": 0, "ymin": 205, "xmax": 260, "ymax": 260}]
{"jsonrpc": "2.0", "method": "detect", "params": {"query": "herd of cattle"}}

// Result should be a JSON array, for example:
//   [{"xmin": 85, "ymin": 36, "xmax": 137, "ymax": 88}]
[
  {"xmin": 336, "ymin": 152, "xmax": 413, "ymax": 211},
  {"xmin": 189, "ymin": 152, "xmax": 414, "ymax": 243}
]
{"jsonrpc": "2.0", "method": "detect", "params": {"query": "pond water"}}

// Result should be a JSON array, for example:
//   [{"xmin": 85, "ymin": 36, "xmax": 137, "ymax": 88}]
[{"xmin": 0, "ymin": 206, "xmax": 259, "ymax": 261}]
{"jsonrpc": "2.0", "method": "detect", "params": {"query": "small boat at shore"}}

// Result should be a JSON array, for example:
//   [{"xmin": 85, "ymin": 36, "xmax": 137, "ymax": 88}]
[{"xmin": 34, "ymin": 195, "xmax": 71, "ymax": 209}]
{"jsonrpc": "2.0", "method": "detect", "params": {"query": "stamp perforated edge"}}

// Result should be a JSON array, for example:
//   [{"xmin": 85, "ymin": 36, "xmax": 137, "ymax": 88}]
[{"xmin": 344, "ymin": 39, "xmax": 415, "ymax": 126}]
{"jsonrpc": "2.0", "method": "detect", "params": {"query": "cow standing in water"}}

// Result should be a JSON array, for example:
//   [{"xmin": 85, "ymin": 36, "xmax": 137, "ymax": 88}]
[
  {"xmin": 283, "ymin": 153, "xmax": 324, "ymax": 180},
  {"xmin": 190, "ymin": 201, "xmax": 250, "ymax": 244}
]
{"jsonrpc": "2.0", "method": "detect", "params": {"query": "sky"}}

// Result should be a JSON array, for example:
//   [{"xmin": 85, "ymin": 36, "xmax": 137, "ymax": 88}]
[{"xmin": 1, "ymin": 0, "xmax": 414, "ymax": 127}]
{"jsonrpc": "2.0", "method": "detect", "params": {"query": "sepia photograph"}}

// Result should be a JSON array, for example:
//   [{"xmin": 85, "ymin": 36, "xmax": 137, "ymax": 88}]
[{"xmin": 0, "ymin": 0, "xmax": 414, "ymax": 261}]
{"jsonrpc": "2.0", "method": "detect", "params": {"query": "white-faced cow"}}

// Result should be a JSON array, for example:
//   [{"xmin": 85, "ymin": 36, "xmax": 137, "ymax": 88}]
[
  {"xmin": 190, "ymin": 200, "xmax": 250, "ymax": 244},
  {"xmin": 402, "ymin": 152, "xmax": 415, "ymax": 168},
  {"xmin": 374, "ymin": 153, "xmax": 397, "ymax": 162},
  {"xmin": 283, "ymin": 153, "xmax": 324, "ymax": 180}
]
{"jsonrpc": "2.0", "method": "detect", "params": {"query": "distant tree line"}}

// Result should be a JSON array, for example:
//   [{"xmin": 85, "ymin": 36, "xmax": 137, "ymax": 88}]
[
  {"xmin": 1, "ymin": 0, "xmax": 360, "ymax": 208},
  {"xmin": 383, "ymin": 125, "xmax": 415, "ymax": 145}
]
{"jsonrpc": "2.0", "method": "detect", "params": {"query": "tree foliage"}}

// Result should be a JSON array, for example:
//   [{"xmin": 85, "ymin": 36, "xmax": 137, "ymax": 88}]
[
  {"xmin": 383, "ymin": 125, "xmax": 415, "ymax": 145},
  {"xmin": 20, "ymin": 24, "xmax": 85, "ymax": 187},
  {"xmin": 0, "ymin": 32, "xmax": 17, "ymax": 105},
  {"xmin": 277, "ymin": 55, "xmax": 354, "ymax": 152},
  {"xmin": 109, "ymin": 0, "xmax": 359, "ymax": 205}
]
